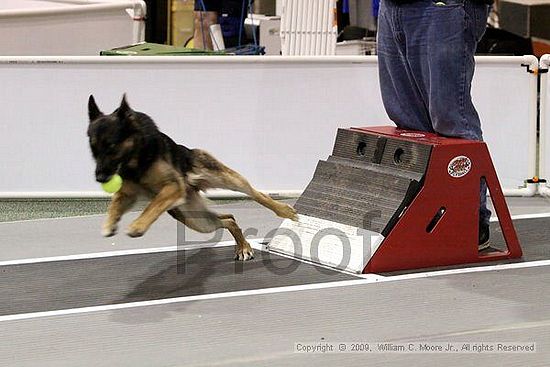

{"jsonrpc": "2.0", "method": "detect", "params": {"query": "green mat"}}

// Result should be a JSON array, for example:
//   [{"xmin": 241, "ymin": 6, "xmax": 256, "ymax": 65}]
[{"xmin": 101, "ymin": 42, "xmax": 227, "ymax": 56}]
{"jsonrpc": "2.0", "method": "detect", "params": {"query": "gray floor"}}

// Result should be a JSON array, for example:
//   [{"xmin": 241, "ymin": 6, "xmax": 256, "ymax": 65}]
[
  {"xmin": 0, "ymin": 267, "xmax": 548, "ymax": 367},
  {"xmin": 1, "ymin": 197, "xmax": 550, "ymax": 366}
]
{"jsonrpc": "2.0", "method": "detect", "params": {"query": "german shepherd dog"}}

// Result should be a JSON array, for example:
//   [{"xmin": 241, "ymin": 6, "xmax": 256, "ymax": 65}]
[{"xmin": 87, "ymin": 95, "xmax": 298, "ymax": 260}]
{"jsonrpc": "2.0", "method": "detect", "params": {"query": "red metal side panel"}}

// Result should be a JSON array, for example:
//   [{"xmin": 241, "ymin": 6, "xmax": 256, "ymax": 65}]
[{"xmin": 362, "ymin": 129, "xmax": 522, "ymax": 273}]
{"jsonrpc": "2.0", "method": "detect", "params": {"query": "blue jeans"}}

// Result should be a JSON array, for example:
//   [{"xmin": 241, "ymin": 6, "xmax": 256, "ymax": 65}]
[{"xmin": 377, "ymin": 0, "xmax": 491, "ymax": 225}]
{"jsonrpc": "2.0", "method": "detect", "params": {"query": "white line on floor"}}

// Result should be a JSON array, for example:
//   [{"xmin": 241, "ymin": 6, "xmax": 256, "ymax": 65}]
[
  {"xmin": 1, "ymin": 259, "xmax": 549, "ymax": 323},
  {"xmin": 492, "ymin": 212, "xmax": 550, "ymax": 221},
  {"xmin": 0, "ymin": 240, "xmax": 239, "ymax": 266}
]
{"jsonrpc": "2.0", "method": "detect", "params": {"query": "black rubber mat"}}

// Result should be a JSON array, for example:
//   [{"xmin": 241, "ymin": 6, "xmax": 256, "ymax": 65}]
[
  {"xmin": 506, "ymin": 217, "xmax": 550, "ymax": 261},
  {"xmin": 0, "ymin": 245, "xmax": 355, "ymax": 316}
]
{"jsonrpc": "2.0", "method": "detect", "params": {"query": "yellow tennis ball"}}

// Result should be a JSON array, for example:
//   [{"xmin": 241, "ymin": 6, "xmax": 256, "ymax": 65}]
[{"xmin": 101, "ymin": 174, "xmax": 123, "ymax": 194}]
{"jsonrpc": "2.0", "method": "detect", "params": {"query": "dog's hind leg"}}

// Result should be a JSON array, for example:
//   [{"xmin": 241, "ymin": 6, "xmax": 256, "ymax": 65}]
[
  {"xmin": 219, "ymin": 168, "xmax": 297, "ymax": 221},
  {"xmin": 192, "ymin": 149, "xmax": 298, "ymax": 221},
  {"xmin": 168, "ymin": 198, "xmax": 234, "ymax": 222},
  {"xmin": 169, "ymin": 192, "xmax": 254, "ymax": 260},
  {"xmin": 220, "ymin": 217, "xmax": 254, "ymax": 260},
  {"xmin": 169, "ymin": 210, "xmax": 254, "ymax": 261}
]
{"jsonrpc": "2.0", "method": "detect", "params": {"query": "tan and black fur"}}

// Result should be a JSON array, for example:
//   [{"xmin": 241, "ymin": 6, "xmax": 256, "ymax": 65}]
[{"xmin": 87, "ymin": 95, "xmax": 297, "ymax": 260}]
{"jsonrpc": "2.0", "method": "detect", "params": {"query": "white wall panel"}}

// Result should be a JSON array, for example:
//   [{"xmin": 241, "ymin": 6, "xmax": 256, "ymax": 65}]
[{"xmin": 0, "ymin": 56, "xmax": 535, "ymax": 197}]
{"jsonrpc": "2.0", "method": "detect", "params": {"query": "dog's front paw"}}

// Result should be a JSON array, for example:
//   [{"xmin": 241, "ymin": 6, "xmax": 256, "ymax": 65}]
[
  {"xmin": 277, "ymin": 204, "xmax": 299, "ymax": 221},
  {"xmin": 101, "ymin": 222, "xmax": 118, "ymax": 237},
  {"xmin": 126, "ymin": 222, "xmax": 147, "ymax": 238},
  {"xmin": 234, "ymin": 243, "xmax": 254, "ymax": 261}
]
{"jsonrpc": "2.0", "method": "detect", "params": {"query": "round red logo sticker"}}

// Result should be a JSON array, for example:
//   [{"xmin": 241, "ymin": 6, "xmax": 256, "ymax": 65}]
[{"xmin": 448, "ymin": 156, "xmax": 472, "ymax": 178}]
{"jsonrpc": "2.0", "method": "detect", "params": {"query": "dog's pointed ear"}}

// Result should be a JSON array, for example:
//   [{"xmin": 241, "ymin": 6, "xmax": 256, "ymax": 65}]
[
  {"xmin": 88, "ymin": 95, "xmax": 102, "ymax": 122},
  {"xmin": 118, "ymin": 94, "xmax": 132, "ymax": 119}
]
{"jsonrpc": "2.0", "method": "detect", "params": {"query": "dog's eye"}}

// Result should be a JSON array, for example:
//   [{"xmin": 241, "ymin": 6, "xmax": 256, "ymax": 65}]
[{"xmin": 109, "ymin": 143, "xmax": 116, "ymax": 150}]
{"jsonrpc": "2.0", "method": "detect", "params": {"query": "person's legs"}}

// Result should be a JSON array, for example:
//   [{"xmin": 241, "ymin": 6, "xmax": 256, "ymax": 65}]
[
  {"xmin": 377, "ymin": 0, "xmax": 434, "ymax": 132},
  {"xmin": 398, "ymin": 0, "xmax": 491, "ymax": 241},
  {"xmin": 400, "ymin": 0, "xmax": 489, "ymax": 140}
]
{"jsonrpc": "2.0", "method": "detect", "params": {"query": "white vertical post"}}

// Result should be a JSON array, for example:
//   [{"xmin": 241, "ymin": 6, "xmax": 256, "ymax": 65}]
[
  {"xmin": 310, "ymin": 0, "xmax": 319, "ymax": 55},
  {"xmin": 304, "ymin": 0, "xmax": 313, "ymax": 55},
  {"xmin": 279, "ymin": 0, "xmax": 290, "ymax": 56},
  {"xmin": 132, "ymin": 1, "xmax": 147, "ymax": 43},
  {"xmin": 321, "ymin": 0, "xmax": 332, "ymax": 55},
  {"xmin": 315, "ymin": 0, "xmax": 323, "ymax": 55},
  {"xmin": 330, "ymin": 0, "xmax": 338, "ymax": 55},
  {"xmin": 538, "ymin": 55, "xmax": 550, "ymax": 196},
  {"xmin": 276, "ymin": 0, "xmax": 284, "ymax": 15},
  {"xmin": 320, "ymin": 0, "xmax": 325, "ymax": 55},
  {"xmin": 290, "ymin": 0, "xmax": 300, "ymax": 55},
  {"xmin": 296, "ymin": 0, "xmax": 305, "ymax": 55}
]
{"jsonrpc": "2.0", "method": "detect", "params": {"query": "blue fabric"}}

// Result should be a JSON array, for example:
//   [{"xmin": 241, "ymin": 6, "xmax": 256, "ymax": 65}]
[
  {"xmin": 372, "ymin": 0, "xmax": 380, "ymax": 17},
  {"xmin": 219, "ymin": 15, "xmax": 241, "ymax": 38},
  {"xmin": 342, "ymin": 0, "xmax": 349, "ymax": 13},
  {"xmin": 377, "ymin": 0, "xmax": 491, "ymax": 224},
  {"xmin": 194, "ymin": 0, "xmax": 252, "ymax": 16}
]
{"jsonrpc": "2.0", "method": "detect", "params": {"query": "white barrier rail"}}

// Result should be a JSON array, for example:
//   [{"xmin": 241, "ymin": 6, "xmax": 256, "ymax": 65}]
[
  {"xmin": 0, "ymin": 0, "xmax": 145, "ymax": 56},
  {"xmin": 539, "ymin": 54, "xmax": 550, "ymax": 196},
  {"xmin": 0, "ymin": 55, "xmax": 537, "ymax": 199}
]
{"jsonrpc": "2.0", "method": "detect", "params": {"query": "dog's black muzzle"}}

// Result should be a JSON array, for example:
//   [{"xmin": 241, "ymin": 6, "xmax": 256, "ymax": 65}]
[
  {"xmin": 95, "ymin": 173, "xmax": 112, "ymax": 183},
  {"xmin": 95, "ymin": 165, "xmax": 118, "ymax": 183}
]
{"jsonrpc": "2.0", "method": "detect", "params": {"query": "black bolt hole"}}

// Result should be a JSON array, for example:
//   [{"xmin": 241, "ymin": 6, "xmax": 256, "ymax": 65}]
[
  {"xmin": 357, "ymin": 142, "xmax": 367, "ymax": 156},
  {"xmin": 426, "ymin": 207, "xmax": 446, "ymax": 233},
  {"xmin": 394, "ymin": 148, "xmax": 405, "ymax": 165}
]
